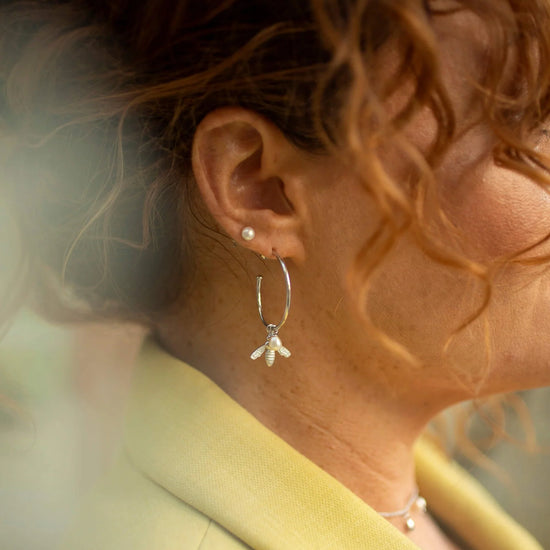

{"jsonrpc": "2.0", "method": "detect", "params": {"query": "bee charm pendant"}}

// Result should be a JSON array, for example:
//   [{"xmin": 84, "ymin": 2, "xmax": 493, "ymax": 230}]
[
  {"xmin": 250, "ymin": 327, "xmax": 291, "ymax": 367},
  {"xmin": 250, "ymin": 253, "xmax": 292, "ymax": 367}
]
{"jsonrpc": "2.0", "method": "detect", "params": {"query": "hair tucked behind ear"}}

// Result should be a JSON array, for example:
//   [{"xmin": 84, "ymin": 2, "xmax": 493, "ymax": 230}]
[{"xmin": 2, "ymin": 0, "xmax": 550, "ymax": 342}]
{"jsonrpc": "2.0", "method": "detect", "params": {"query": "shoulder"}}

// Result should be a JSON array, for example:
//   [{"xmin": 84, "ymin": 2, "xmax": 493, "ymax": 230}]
[{"xmin": 59, "ymin": 452, "xmax": 251, "ymax": 550}]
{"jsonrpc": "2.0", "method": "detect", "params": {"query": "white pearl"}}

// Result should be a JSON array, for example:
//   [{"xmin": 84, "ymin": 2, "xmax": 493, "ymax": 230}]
[
  {"xmin": 405, "ymin": 517, "xmax": 416, "ymax": 531},
  {"xmin": 241, "ymin": 226, "xmax": 255, "ymax": 241},
  {"xmin": 268, "ymin": 336, "xmax": 281, "ymax": 349}
]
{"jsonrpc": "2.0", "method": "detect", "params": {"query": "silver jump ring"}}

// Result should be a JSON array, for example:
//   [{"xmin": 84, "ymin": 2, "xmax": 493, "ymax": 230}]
[{"xmin": 256, "ymin": 252, "xmax": 291, "ymax": 332}]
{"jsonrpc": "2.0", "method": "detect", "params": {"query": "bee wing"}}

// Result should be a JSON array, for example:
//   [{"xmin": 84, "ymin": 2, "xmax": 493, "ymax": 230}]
[
  {"xmin": 278, "ymin": 346, "xmax": 291, "ymax": 358},
  {"xmin": 250, "ymin": 345, "xmax": 266, "ymax": 360}
]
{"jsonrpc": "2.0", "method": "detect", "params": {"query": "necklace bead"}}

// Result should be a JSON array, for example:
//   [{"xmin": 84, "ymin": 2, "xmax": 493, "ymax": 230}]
[{"xmin": 416, "ymin": 496, "xmax": 428, "ymax": 513}]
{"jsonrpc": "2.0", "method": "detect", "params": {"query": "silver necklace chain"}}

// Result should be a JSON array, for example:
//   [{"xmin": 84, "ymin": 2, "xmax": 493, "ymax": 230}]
[{"xmin": 378, "ymin": 486, "xmax": 428, "ymax": 531}]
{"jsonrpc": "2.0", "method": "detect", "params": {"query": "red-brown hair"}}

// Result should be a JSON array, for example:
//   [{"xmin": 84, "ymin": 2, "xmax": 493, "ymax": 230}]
[{"xmin": 2, "ymin": 0, "xmax": 550, "ymax": 336}]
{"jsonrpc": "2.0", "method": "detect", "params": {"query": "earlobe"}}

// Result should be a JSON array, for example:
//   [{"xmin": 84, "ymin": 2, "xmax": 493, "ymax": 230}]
[{"xmin": 191, "ymin": 107, "xmax": 305, "ymax": 260}]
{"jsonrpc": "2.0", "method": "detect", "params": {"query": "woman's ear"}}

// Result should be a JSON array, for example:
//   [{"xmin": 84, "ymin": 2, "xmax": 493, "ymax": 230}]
[{"xmin": 191, "ymin": 107, "xmax": 306, "ymax": 260}]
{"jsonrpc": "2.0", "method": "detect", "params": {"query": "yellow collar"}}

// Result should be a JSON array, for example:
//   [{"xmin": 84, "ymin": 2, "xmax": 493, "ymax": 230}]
[{"xmin": 123, "ymin": 340, "xmax": 541, "ymax": 550}]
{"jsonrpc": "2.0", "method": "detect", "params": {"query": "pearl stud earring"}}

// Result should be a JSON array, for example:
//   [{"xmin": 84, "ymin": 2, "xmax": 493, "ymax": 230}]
[{"xmin": 241, "ymin": 226, "xmax": 256, "ymax": 241}]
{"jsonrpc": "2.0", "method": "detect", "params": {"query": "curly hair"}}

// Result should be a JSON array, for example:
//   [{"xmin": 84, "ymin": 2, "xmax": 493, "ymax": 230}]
[{"xmin": 1, "ymin": 0, "xmax": 550, "ymax": 340}]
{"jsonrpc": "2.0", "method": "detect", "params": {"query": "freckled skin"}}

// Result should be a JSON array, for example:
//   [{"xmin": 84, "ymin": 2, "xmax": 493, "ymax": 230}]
[{"xmin": 352, "ymin": 7, "xmax": 550, "ymax": 396}]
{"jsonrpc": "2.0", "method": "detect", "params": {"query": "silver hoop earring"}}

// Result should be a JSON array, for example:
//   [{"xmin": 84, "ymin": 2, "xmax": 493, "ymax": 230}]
[{"xmin": 250, "ymin": 252, "xmax": 292, "ymax": 367}]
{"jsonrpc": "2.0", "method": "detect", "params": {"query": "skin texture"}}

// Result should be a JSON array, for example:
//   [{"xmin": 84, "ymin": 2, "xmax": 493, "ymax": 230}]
[{"xmin": 155, "ymin": 7, "xmax": 550, "ymax": 550}]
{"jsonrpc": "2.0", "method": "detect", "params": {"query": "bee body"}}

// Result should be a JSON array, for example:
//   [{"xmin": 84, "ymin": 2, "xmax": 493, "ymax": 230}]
[
  {"xmin": 250, "ymin": 333, "xmax": 291, "ymax": 367},
  {"xmin": 265, "ymin": 349, "xmax": 276, "ymax": 366}
]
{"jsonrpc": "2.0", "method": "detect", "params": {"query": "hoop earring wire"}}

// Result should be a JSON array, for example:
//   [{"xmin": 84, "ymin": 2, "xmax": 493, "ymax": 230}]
[
  {"xmin": 250, "ymin": 252, "xmax": 292, "ymax": 367},
  {"xmin": 256, "ymin": 253, "xmax": 291, "ymax": 331}
]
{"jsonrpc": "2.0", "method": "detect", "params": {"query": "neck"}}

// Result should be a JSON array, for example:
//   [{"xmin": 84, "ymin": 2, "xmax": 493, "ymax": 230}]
[
  {"xmin": 250, "ymin": 371, "xmax": 423, "ymax": 512},
  {"xmin": 156, "ymin": 297, "xmax": 444, "ymax": 518},
  {"xmin": 154, "ymin": 244, "xmax": 461, "ymax": 526}
]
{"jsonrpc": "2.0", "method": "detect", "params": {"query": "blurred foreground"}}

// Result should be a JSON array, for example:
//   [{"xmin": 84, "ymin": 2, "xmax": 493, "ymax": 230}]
[{"xmin": 0, "ymin": 312, "xmax": 144, "ymax": 550}]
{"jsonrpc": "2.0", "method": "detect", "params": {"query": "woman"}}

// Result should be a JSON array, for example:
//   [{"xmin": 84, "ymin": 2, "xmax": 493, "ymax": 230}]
[{"xmin": 1, "ymin": 1, "xmax": 549, "ymax": 548}]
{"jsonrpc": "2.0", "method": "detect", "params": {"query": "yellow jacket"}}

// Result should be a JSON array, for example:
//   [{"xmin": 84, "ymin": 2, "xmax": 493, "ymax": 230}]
[{"xmin": 61, "ymin": 341, "xmax": 543, "ymax": 549}]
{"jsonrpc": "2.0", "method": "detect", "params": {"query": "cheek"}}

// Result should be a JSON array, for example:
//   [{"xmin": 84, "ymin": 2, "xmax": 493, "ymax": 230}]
[{"xmin": 441, "ymin": 157, "xmax": 550, "ymax": 259}]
